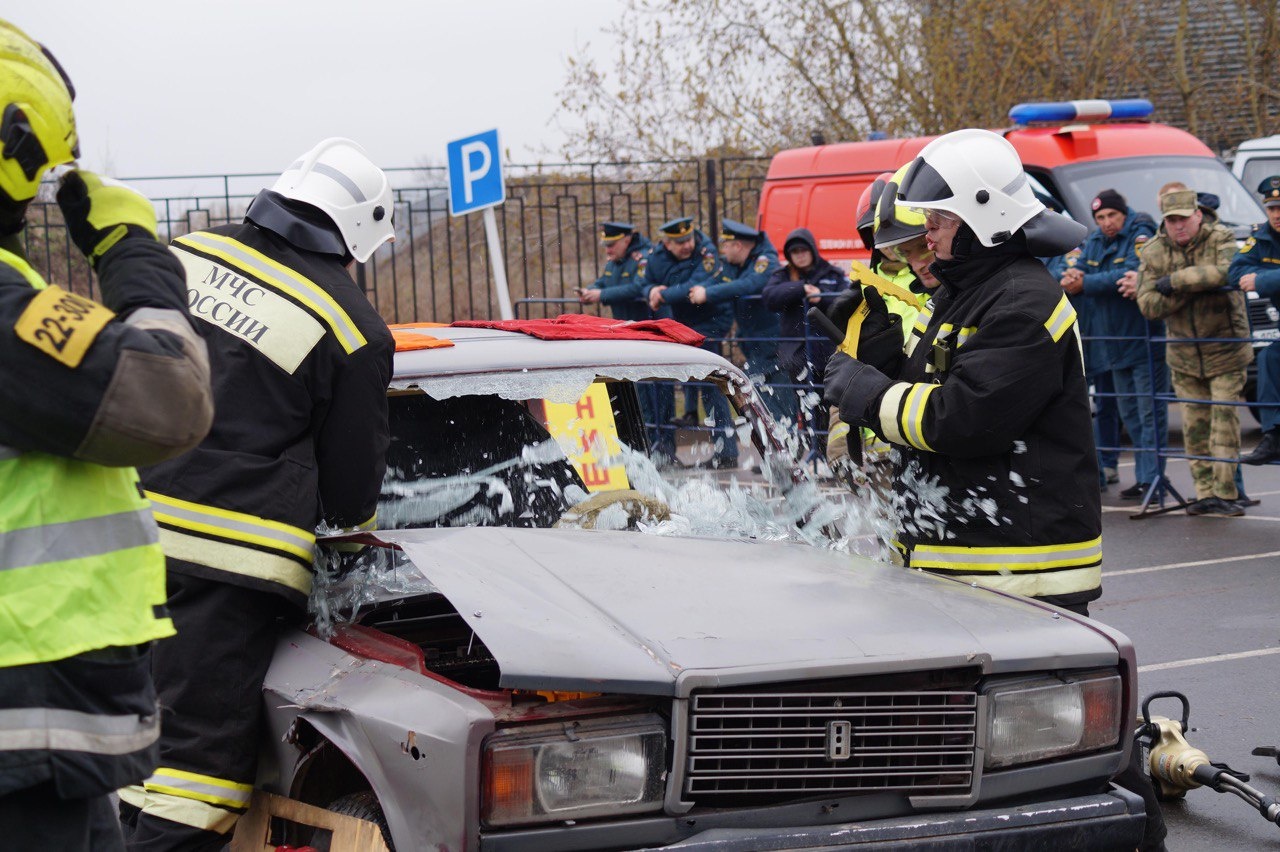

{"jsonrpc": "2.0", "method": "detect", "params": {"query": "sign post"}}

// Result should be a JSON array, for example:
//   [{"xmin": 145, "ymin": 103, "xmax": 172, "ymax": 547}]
[{"xmin": 446, "ymin": 129, "xmax": 512, "ymax": 319}]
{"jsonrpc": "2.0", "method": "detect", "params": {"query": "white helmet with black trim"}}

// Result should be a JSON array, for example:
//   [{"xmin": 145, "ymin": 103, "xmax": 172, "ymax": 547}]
[
  {"xmin": 269, "ymin": 137, "xmax": 394, "ymax": 263},
  {"xmin": 896, "ymin": 128, "xmax": 1044, "ymax": 247}
]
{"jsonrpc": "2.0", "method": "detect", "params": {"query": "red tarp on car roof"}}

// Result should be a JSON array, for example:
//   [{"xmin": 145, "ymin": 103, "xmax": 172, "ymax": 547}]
[{"xmin": 452, "ymin": 314, "xmax": 705, "ymax": 346}]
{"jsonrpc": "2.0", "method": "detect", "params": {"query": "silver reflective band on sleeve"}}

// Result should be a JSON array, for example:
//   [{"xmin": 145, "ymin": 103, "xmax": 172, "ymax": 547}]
[
  {"xmin": 0, "ymin": 707, "xmax": 159, "ymax": 754},
  {"xmin": 0, "ymin": 509, "xmax": 159, "ymax": 572},
  {"xmin": 145, "ymin": 493, "xmax": 313, "ymax": 560},
  {"xmin": 910, "ymin": 536, "xmax": 1103, "ymax": 571},
  {"xmin": 1044, "ymin": 294, "xmax": 1077, "ymax": 343},
  {"xmin": 145, "ymin": 766, "xmax": 253, "ymax": 810}
]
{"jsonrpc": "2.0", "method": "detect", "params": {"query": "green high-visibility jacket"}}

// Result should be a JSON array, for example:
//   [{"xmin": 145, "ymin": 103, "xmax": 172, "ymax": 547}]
[{"xmin": 0, "ymin": 252, "xmax": 174, "ymax": 668}]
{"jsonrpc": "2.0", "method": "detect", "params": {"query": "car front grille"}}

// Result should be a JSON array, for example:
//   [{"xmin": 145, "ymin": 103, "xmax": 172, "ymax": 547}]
[{"xmin": 684, "ymin": 688, "xmax": 978, "ymax": 803}]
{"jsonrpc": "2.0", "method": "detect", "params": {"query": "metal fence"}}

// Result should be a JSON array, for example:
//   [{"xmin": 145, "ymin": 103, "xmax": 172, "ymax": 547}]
[{"xmin": 20, "ymin": 157, "xmax": 772, "ymax": 325}]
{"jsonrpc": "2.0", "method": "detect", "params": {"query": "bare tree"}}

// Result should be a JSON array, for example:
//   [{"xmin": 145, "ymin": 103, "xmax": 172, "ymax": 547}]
[{"xmin": 555, "ymin": 0, "xmax": 1280, "ymax": 159}]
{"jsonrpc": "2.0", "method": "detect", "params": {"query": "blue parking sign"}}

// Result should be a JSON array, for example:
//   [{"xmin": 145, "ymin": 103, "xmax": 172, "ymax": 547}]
[{"xmin": 447, "ymin": 129, "xmax": 505, "ymax": 216}]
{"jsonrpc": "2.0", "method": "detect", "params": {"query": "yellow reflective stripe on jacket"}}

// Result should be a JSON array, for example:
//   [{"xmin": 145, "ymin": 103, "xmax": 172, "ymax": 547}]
[
  {"xmin": 118, "ymin": 785, "xmax": 241, "ymax": 834},
  {"xmin": 1044, "ymin": 293, "xmax": 1077, "ymax": 343},
  {"xmin": 173, "ymin": 232, "xmax": 366, "ymax": 354},
  {"xmin": 1, "ymin": 451, "xmax": 172, "ymax": 668},
  {"xmin": 898, "ymin": 384, "xmax": 937, "ymax": 451},
  {"xmin": 145, "ymin": 491, "xmax": 314, "ymax": 561},
  {"xmin": 906, "ymin": 301, "xmax": 933, "ymax": 356},
  {"xmin": 941, "ymin": 566, "xmax": 1101, "ymax": 599},
  {"xmin": 912, "ymin": 302, "xmax": 933, "ymax": 334},
  {"xmin": 0, "ymin": 246, "xmax": 47, "ymax": 290},
  {"xmin": 157, "ymin": 528, "xmax": 313, "ymax": 596},
  {"xmin": 956, "ymin": 326, "xmax": 977, "ymax": 348},
  {"xmin": 909, "ymin": 536, "xmax": 1103, "ymax": 572},
  {"xmin": 143, "ymin": 766, "xmax": 253, "ymax": 810}
]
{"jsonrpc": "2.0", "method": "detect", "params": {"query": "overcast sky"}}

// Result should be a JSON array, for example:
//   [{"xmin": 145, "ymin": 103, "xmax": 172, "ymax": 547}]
[{"xmin": 14, "ymin": 2, "xmax": 621, "ymax": 180}]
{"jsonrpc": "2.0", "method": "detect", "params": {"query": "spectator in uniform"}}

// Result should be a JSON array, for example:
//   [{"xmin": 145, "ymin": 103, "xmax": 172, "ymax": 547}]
[
  {"xmin": 579, "ymin": 220, "xmax": 650, "ymax": 321},
  {"xmin": 1134, "ymin": 188, "xmax": 1252, "ymax": 516},
  {"xmin": 699, "ymin": 218, "xmax": 792, "ymax": 422},
  {"xmin": 1069, "ymin": 190, "xmax": 1166, "ymax": 499},
  {"xmin": 1231, "ymin": 176, "xmax": 1280, "ymax": 465},
  {"xmin": 762, "ymin": 228, "xmax": 851, "ymax": 454},
  {"xmin": 643, "ymin": 216, "xmax": 738, "ymax": 468}
]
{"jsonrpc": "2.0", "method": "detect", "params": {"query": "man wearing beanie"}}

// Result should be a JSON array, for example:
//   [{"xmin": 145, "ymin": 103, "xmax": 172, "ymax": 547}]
[
  {"xmin": 1135, "ymin": 188, "xmax": 1252, "ymax": 516},
  {"xmin": 1064, "ymin": 189, "xmax": 1164, "ymax": 500}
]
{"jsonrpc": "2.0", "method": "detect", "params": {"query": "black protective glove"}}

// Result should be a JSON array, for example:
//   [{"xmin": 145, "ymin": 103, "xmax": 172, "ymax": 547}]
[
  {"xmin": 822, "ymin": 350, "xmax": 895, "ymax": 427},
  {"xmin": 56, "ymin": 170, "xmax": 159, "ymax": 267},
  {"xmin": 825, "ymin": 288, "xmax": 863, "ymax": 335},
  {"xmin": 1153, "ymin": 276, "xmax": 1174, "ymax": 296},
  {"xmin": 826, "ymin": 286, "xmax": 904, "ymax": 373}
]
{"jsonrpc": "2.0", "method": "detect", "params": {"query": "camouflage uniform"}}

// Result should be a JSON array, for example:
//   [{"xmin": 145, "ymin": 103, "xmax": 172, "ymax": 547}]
[{"xmin": 1136, "ymin": 202, "xmax": 1252, "ymax": 501}]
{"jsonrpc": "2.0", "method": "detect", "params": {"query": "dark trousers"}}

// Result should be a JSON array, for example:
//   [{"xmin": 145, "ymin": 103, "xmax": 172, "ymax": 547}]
[
  {"xmin": 1, "ymin": 782, "xmax": 124, "ymax": 851},
  {"xmin": 122, "ymin": 571, "xmax": 290, "ymax": 852}
]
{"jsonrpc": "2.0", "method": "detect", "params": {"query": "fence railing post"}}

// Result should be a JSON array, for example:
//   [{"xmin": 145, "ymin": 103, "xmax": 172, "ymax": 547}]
[{"xmin": 705, "ymin": 159, "xmax": 718, "ymax": 234}]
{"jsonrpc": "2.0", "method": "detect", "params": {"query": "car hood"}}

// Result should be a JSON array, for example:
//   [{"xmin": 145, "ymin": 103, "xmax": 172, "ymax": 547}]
[{"xmin": 369, "ymin": 527, "xmax": 1120, "ymax": 696}]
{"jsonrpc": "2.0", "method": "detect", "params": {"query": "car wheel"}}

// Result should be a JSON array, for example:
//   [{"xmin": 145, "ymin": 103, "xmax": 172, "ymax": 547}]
[{"xmin": 312, "ymin": 790, "xmax": 394, "ymax": 852}]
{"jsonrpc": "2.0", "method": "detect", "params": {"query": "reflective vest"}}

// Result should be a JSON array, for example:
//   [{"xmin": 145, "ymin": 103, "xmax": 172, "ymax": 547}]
[{"xmin": 0, "ymin": 252, "xmax": 174, "ymax": 668}]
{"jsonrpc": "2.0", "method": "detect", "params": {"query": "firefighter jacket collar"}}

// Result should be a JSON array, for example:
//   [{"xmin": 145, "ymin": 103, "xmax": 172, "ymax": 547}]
[{"xmin": 930, "ymin": 239, "xmax": 1024, "ymax": 295}]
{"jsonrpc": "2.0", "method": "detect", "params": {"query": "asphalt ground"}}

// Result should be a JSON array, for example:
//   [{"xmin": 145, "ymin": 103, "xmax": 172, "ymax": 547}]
[{"xmin": 1089, "ymin": 418, "xmax": 1280, "ymax": 850}]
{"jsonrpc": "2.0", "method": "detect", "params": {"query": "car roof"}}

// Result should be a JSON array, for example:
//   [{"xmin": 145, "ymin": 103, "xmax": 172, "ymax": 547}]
[{"xmin": 391, "ymin": 325, "xmax": 733, "ymax": 382}]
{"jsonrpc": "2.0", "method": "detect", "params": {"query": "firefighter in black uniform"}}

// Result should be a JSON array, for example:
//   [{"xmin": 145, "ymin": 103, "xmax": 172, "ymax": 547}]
[
  {"xmin": 823, "ymin": 129, "xmax": 1104, "ymax": 615},
  {"xmin": 0, "ymin": 20, "xmax": 213, "ymax": 851},
  {"xmin": 120, "ymin": 138, "xmax": 396, "ymax": 850}
]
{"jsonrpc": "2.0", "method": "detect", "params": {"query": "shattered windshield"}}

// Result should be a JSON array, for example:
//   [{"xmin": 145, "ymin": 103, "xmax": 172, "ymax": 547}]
[{"xmin": 314, "ymin": 366, "xmax": 904, "ymax": 626}]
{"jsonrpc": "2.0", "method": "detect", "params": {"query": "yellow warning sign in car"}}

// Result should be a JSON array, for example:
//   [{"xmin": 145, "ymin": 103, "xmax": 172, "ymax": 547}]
[{"xmin": 542, "ymin": 383, "xmax": 630, "ymax": 492}]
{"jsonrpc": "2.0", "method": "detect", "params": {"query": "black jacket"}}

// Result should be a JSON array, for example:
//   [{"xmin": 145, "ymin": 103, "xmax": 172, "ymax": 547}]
[
  {"xmin": 141, "ymin": 221, "xmax": 394, "ymax": 606},
  {"xmin": 762, "ymin": 228, "xmax": 850, "ymax": 377},
  {"xmin": 876, "ymin": 243, "xmax": 1102, "ymax": 607}
]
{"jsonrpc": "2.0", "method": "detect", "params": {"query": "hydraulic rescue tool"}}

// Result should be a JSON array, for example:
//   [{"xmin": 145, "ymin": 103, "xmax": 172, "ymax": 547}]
[{"xmin": 1137, "ymin": 691, "xmax": 1280, "ymax": 828}]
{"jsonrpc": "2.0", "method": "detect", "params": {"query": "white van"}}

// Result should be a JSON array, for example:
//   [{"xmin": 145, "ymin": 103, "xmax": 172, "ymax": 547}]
[{"xmin": 1232, "ymin": 135, "xmax": 1280, "ymax": 192}]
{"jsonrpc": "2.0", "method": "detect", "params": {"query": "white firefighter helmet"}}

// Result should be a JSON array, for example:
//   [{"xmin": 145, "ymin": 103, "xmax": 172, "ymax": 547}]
[
  {"xmin": 896, "ymin": 128, "xmax": 1044, "ymax": 247},
  {"xmin": 270, "ymin": 137, "xmax": 394, "ymax": 263}
]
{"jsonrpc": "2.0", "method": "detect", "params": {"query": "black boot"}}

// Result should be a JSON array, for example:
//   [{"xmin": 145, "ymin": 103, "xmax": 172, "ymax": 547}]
[{"xmin": 1242, "ymin": 430, "xmax": 1280, "ymax": 465}]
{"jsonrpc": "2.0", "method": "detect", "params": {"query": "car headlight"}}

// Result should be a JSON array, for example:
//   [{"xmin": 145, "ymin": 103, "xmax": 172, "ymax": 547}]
[
  {"xmin": 985, "ymin": 670, "xmax": 1122, "ymax": 769},
  {"xmin": 482, "ymin": 714, "xmax": 666, "ymax": 827}
]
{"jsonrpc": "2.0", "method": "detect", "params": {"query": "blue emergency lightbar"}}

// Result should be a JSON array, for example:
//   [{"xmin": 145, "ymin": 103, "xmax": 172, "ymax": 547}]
[{"xmin": 1008, "ymin": 99, "xmax": 1154, "ymax": 125}]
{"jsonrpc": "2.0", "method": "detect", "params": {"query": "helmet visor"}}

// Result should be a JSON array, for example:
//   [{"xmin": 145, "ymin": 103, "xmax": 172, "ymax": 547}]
[{"xmin": 897, "ymin": 156, "xmax": 955, "ymax": 208}]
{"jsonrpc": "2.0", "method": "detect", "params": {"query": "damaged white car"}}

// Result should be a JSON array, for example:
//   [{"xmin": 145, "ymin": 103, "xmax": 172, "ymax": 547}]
[{"xmin": 240, "ymin": 324, "xmax": 1147, "ymax": 851}]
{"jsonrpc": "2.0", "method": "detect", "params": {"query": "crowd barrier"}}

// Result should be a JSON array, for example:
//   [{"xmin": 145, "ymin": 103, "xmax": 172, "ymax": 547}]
[{"xmin": 515, "ymin": 294, "xmax": 1279, "ymax": 510}]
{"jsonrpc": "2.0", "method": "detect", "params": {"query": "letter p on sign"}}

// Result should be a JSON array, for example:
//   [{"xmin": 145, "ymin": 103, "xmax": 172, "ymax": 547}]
[{"xmin": 447, "ymin": 129, "xmax": 505, "ymax": 216}]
